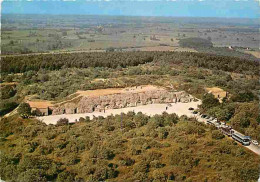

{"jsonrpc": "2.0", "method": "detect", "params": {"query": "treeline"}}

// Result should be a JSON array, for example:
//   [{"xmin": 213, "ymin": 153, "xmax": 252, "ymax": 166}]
[
  {"xmin": 1, "ymin": 52, "xmax": 154, "ymax": 73},
  {"xmin": 2, "ymin": 51, "xmax": 259, "ymax": 75},
  {"xmin": 154, "ymin": 51, "xmax": 259, "ymax": 75}
]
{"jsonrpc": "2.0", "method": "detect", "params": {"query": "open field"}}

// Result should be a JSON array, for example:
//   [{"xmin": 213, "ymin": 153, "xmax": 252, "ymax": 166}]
[{"xmin": 2, "ymin": 14, "xmax": 259, "ymax": 55}]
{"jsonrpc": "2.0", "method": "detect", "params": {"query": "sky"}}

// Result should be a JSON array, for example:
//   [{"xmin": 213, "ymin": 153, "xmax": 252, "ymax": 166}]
[{"xmin": 1, "ymin": 0, "xmax": 259, "ymax": 18}]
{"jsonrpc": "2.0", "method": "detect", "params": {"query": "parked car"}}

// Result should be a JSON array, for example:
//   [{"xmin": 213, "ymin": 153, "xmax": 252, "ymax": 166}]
[
  {"xmin": 215, "ymin": 123, "xmax": 221, "ymax": 128},
  {"xmin": 212, "ymin": 118, "xmax": 218, "ymax": 123},
  {"xmin": 201, "ymin": 114, "xmax": 207, "ymax": 118},
  {"xmin": 188, "ymin": 107, "xmax": 194, "ymax": 110},
  {"xmin": 220, "ymin": 126, "xmax": 232, "ymax": 137},
  {"xmin": 205, "ymin": 116, "xmax": 211, "ymax": 119},
  {"xmin": 207, "ymin": 117, "xmax": 214, "ymax": 121},
  {"xmin": 206, "ymin": 120, "xmax": 212, "ymax": 125},
  {"xmin": 192, "ymin": 111, "xmax": 198, "ymax": 114},
  {"xmin": 251, "ymin": 140, "xmax": 259, "ymax": 146}
]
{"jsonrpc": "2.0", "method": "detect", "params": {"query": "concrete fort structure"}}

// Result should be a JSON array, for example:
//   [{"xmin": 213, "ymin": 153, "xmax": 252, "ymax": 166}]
[
  {"xmin": 27, "ymin": 101, "xmax": 54, "ymax": 116},
  {"xmin": 50, "ymin": 85, "xmax": 195, "ymax": 115}
]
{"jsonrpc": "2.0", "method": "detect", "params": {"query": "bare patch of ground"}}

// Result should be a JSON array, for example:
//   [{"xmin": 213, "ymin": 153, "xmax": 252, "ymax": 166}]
[
  {"xmin": 27, "ymin": 101, "xmax": 54, "ymax": 108},
  {"xmin": 205, "ymin": 87, "xmax": 227, "ymax": 99},
  {"xmin": 76, "ymin": 85, "xmax": 165, "ymax": 98}
]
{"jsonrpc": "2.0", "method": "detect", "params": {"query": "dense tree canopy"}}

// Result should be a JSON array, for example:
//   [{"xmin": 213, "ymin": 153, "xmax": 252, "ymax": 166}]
[
  {"xmin": 2, "ymin": 51, "xmax": 259, "ymax": 75},
  {"xmin": 0, "ymin": 112, "xmax": 259, "ymax": 182},
  {"xmin": 17, "ymin": 102, "xmax": 31, "ymax": 118},
  {"xmin": 179, "ymin": 37, "xmax": 213, "ymax": 48}
]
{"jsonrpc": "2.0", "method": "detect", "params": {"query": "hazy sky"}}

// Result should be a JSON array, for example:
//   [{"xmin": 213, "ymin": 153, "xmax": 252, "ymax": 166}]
[{"xmin": 2, "ymin": 0, "xmax": 259, "ymax": 18}]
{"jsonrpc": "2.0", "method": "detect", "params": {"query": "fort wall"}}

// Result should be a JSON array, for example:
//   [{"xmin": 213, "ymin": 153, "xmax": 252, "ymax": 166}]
[{"xmin": 51, "ymin": 88, "xmax": 194, "ymax": 115}]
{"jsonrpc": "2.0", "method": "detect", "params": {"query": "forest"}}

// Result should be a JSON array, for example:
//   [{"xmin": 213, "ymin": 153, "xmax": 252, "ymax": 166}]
[
  {"xmin": 1, "ymin": 112, "xmax": 259, "ymax": 182},
  {"xmin": 1, "ymin": 51, "xmax": 259, "ymax": 75}
]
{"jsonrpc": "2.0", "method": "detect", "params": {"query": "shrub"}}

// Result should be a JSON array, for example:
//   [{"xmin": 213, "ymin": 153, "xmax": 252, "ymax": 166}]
[
  {"xmin": 152, "ymin": 169, "xmax": 167, "ymax": 182},
  {"xmin": 133, "ymin": 161, "xmax": 149, "ymax": 174},
  {"xmin": 78, "ymin": 117, "xmax": 85, "ymax": 122},
  {"xmin": 200, "ymin": 93, "xmax": 220, "ymax": 111},
  {"xmin": 17, "ymin": 169, "xmax": 47, "ymax": 182},
  {"xmin": 56, "ymin": 171, "xmax": 76, "ymax": 182},
  {"xmin": 150, "ymin": 160, "xmax": 164, "ymax": 168},
  {"xmin": 0, "ymin": 102, "xmax": 18, "ymax": 116},
  {"xmin": 17, "ymin": 103, "xmax": 31, "ymax": 118},
  {"xmin": 118, "ymin": 156, "xmax": 135, "ymax": 166},
  {"xmin": 133, "ymin": 113, "xmax": 149, "ymax": 127},
  {"xmin": 231, "ymin": 91, "xmax": 257, "ymax": 102},
  {"xmin": 56, "ymin": 118, "xmax": 69, "ymax": 126},
  {"xmin": 1, "ymin": 85, "xmax": 16, "ymax": 99},
  {"xmin": 212, "ymin": 130, "xmax": 225, "ymax": 140}
]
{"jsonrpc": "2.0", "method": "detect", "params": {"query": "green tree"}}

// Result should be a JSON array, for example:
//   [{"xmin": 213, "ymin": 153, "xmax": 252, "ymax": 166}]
[
  {"xmin": 212, "ymin": 130, "xmax": 225, "ymax": 140},
  {"xmin": 1, "ymin": 86, "xmax": 16, "ymax": 99},
  {"xmin": 56, "ymin": 171, "xmax": 76, "ymax": 182},
  {"xmin": 200, "ymin": 93, "xmax": 220, "ymax": 111},
  {"xmin": 17, "ymin": 169, "xmax": 47, "ymax": 182},
  {"xmin": 5, "ymin": 75, "xmax": 14, "ymax": 82},
  {"xmin": 17, "ymin": 103, "xmax": 31, "ymax": 118},
  {"xmin": 57, "ymin": 118, "xmax": 69, "ymax": 126},
  {"xmin": 231, "ymin": 91, "xmax": 257, "ymax": 102}
]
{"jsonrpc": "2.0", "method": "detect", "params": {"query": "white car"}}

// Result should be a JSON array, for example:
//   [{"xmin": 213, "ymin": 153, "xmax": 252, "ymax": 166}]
[
  {"xmin": 251, "ymin": 140, "xmax": 259, "ymax": 146},
  {"xmin": 215, "ymin": 123, "xmax": 221, "ymax": 128}
]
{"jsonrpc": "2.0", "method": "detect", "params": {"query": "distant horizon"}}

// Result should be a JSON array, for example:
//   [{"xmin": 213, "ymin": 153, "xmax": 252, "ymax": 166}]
[
  {"xmin": 2, "ymin": 0, "xmax": 259, "ymax": 18},
  {"xmin": 2, "ymin": 13, "xmax": 259, "ymax": 20}
]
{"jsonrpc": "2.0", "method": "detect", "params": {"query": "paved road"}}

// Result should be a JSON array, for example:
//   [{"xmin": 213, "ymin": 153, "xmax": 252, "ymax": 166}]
[
  {"xmin": 38, "ymin": 101, "xmax": 260, "ymax": 156},
  {"xmin": 194, "ymin": 113, "xmax": 260, "ymax": 156}
]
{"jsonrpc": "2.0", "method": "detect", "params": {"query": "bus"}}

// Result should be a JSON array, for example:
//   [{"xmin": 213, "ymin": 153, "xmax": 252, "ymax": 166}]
[{"xmin": 232, "ymin": 132, "xmax": 251, "ymax": 146}]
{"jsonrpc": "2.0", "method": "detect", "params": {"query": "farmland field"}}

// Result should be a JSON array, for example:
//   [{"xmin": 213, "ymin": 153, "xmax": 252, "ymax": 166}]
[{"xmin": 1, "ymin": 14, "xmax": 259, "ymax": 56}]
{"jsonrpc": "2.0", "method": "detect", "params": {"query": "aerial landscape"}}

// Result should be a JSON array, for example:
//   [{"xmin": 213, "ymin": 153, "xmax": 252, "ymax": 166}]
[{"xmin": 1, "ymin": 0, "xmax": 260, "ymax": 182}]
